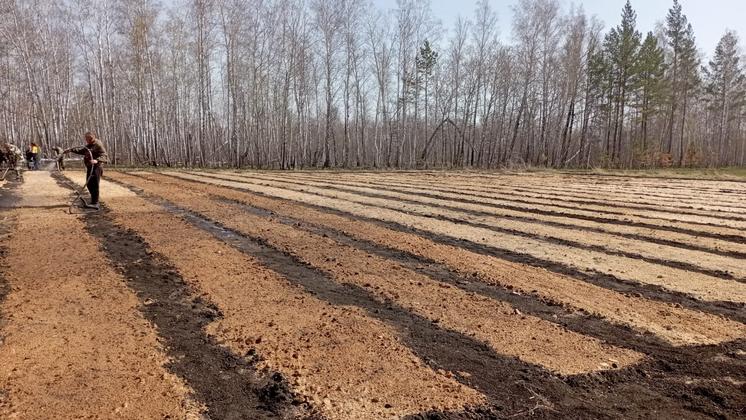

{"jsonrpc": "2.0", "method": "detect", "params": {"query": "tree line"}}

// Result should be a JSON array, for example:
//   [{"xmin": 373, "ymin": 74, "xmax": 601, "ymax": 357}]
[{"xmin": 1, "ymin": 0, "xmax": 745, "ymax": 169}]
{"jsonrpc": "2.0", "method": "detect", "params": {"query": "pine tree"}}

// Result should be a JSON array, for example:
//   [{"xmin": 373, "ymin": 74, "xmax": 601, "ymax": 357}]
[
  {"xmin": 677, "ymin": 23, "xmax": 700, "ymax": 165},
  {"xmin": 603, "ymin": 0, "xmax": 641, "ymax": 165},
  {"xmin": 416, "ymin": 40, "xmax": 438, "ymax": 131},
  {"xmin": 664, "ymin": 0, "xmax": 687, "ymax": 155},
  {"xmin": 634, "ymin": 32, "xmax": 666, "ymax": 156},
  {"xmin": 704, "ymin": 30, "xmax": 746, "ymax": 165}
]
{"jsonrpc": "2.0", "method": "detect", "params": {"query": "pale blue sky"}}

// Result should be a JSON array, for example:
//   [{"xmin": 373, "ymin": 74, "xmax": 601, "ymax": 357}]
[{"xmin": 374, "ymin": 0, "xmax": 746, "ymax": 58}]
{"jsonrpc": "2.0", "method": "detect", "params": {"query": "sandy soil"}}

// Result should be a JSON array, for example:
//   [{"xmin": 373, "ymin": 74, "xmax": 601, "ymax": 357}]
[
  {"xmin": 329, "ymin": 171, "xmax": 746, "ymax": 213},
  {"xmin": 4, "ymin": 169, "xmax": 743, "ymax": 419},
  {"xmin": 119, "ymin": 172, "xmax": 746, "ymax": 347},
  {"xmin": 234, "ymin": 172, "xmax": 746, "ymax": 239},
  {"xmin": 266, "ymin": 172, "xmax": 746, "ymax": 217},
  {"xmin": 101, "ymin": 172, "xmax": 643, "ymax": 376},
  {"xmin": 63, "ymin": 172, "xmax": 485, "ymax": 419},
  {"xmin": 269, "ymin": 172, "xmax": 746, "ymax": 255},
  {"xmin": 168, "ymin": 172, "xmax": 746, "ymax": 303},
  {"xmin": 240, "ymin": 173, "xmax": 746, "ymax": 278},
  {"xmin": 0, "ymin": 172, "xmax": 195, "ymax": 419}
]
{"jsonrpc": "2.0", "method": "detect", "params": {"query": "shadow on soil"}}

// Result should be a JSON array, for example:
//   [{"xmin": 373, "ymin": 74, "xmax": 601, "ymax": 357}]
[
  {"xmin": 111, "ymin": 175, "xmax": 746, "ymax": 420},
  {"xmin": 53, "ymin": 174, "xmax": 318, "ymax": 420}
]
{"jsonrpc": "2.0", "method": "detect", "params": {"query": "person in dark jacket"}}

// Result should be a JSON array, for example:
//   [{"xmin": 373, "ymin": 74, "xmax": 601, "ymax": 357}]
[
  {"xmin": 52, "ymin": 146, "xmax": 66, "ymax": 171},
  {"xmin": 1, "ymin": 143, "xmax": 23, "ymax": 180},
  {"xmin": 65, "ymin": 132, "xmax": 108, "ymax": 210}
]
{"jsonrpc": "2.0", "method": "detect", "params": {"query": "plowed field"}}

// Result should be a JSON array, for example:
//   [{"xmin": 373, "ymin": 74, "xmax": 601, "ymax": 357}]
[{"xmin": 0, "ymin": 170, "xmax": 744, "ymax": 419}]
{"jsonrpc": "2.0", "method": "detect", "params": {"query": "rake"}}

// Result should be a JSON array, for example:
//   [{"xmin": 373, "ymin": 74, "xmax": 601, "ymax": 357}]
[{"xmin": 65, "ymin": 148, "xmax": 98, "ymax": 214}]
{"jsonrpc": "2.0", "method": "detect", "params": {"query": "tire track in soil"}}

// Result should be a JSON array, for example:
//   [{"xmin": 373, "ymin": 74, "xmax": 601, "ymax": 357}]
[
  {"xmin": 238, "ymin": 172, "xmax": 746, "ymax": 244},
  {"xmin": 174, "ymin": 172, "xmax": 746, "ymax": 303},
  {"xmin": 107, "ymin": 173, "xmax": 746, "ymax": 420},
  {"xmin": 278, "ymin": 172, "xmax": 746, "ymax": 255},
  {"xmin": 236, "ymin": 173, "xmax": 746, "ymax": 281},
  {"xmin": 147, "ymin": 172, "xmax": 746, "ymax": 324},
  {"xmin": 267, "ymin": 172, "xmax": 746, "ymax": 221},
  {"xmin": 53, "ymin": 175, "xmax": 313, "ymax": 420}
]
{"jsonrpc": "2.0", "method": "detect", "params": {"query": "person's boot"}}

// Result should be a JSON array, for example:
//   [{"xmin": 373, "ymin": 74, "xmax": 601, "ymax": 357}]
[{"xmin": 84, "ymin": 202, "xmax": 100, "ymax": 210}]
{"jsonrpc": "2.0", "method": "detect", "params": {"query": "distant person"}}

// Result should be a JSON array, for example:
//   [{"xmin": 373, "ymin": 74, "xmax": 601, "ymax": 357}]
[
  {"xmin": 52, "ymin": 146, "xmax": 65, "ymax": 171},
  {"xmin": 1, "ymin": 143, "xmax": 23, "ymax": 180},
  {"xmin": 25, "ymin": 146, "xmax": 33, "ymax": 170},
  {"xmin": 29, "ymin": 143, "xmax": 40, "ymax": 170},
  {"xmin": 64, "ymin": 132, "xmax": 108, "ymax": 210}
]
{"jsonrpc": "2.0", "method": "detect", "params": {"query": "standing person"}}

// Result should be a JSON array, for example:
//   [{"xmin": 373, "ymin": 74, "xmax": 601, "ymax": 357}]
[
  {"xmin": 29, "ymin": 143, "xmax": 40, "ymax": 170},
  {"xmin": 52, "ymin": 146, "xmax": 66, "ymax": 171},
  {"xmin": 1, "ymin": 143, "xmax": 23, "ymax": 180},
  {"xmin": 25, "ymin": 146, "xmax": 33, "ymax": 170},
  {"xmin": 65, "ymin": 132, "xmax": 108, "ymax": 210}
]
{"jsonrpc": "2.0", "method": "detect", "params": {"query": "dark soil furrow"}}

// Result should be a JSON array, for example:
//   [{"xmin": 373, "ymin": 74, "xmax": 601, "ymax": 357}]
[
  {"xmin": 325, "ymin": 171, "xmax": 746, "ymax": 204},
  {"xmin": 273, "ymin": 173, "xmax": 746, "ymax": 221},
  {"xmin": 192, "ymin": 173, "xmax": 744, "ymax": 283},
  {"xmin": 54, "ymin": 175, "xmax": 313, "ymax": 420},
  {"xmin": 108, "ymin": 177, "xmax": 577, "ymax": 416},
  {"xmin": 148, "ymin": 173, "xmax": 746, "ymax": 324},
  {"xmin": 112, "ymin": 173, "xmax": 746, "ymax": 420},
  {"xmin": 451, "ymin": 172, "xmax": 746, "ymax": 199},
  {"xmin": 248, "ymin": 174, "xmax": 746, "ymax": 259},
  {"xmin": 209, "ymin": 194, "xmax": 738, "ymax": 359},
  {"xmin": 239, "ymin": 173, "xmax": 746, "ymax": 240},
  {"xmin": 366, "ymin": 173, "xmax": 746, "ymax": 210}
]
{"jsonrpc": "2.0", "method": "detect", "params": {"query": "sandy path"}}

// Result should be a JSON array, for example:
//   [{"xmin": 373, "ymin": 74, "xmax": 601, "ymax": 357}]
[
  {"xmin": 169, "ymin": 171, "xmax": 746, "ymax": 303},
  {"xmin": 244, "ymin": 174, "xmax": 746, "ymax": 279},
  {"xmin": 269, "ymin": 173, "xmax": 746, "ymax": 256},
  {"xmin": 173, "ymin": 172, "xmax": 746, "ymax": 303},
  {"xmin": 63, "ymin": 172, "xmax": 485, "ymax": 419},
  {"xmin": 105, "ymin": 172, "xmax": 644, "ymax": 376},
  {"xmin": 0, "ymin": 172, "xmax": 194, "ymax": 419},
  {"xmin": 121, "ymin": 172, "xmax": 746, "ymax": 347},
  {"xmin": 291, "ymin": 172, "xmax": 746, "ymax": 219},
  {"xmin": 250, "ymin": 172, "xmax": 746, "ymax": 235}
]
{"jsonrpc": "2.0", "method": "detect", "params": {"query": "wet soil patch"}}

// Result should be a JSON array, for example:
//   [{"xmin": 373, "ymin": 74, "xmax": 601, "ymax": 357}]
[
  {"xmin": 53, "ymin": 177, "xmax": 313, "ymax": 420},
  {"xmin": 116, "ymin": 174, "xmax": 746, "ymax": 419}
]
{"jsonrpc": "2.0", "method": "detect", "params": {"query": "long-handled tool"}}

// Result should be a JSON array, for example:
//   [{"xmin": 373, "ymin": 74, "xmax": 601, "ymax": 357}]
[
  {"xmin": 66, "ymin": 148, "xmax": 98, "ymax": 214},
  {"xmin": 0, "ymin": 168, "xmax": 8, "ymax": 181}
]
